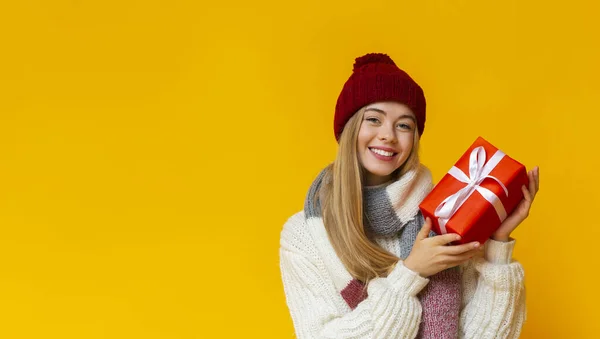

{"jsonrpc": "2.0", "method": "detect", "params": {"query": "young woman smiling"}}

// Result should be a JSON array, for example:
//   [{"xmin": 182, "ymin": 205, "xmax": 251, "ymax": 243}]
[{"xmin": 279, "ymin": 53, "xmax": 539, "ymax": 339}]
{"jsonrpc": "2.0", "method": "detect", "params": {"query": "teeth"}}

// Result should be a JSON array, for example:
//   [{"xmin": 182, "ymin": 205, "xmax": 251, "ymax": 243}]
[{"xmin": 370, "ymin": 148, "xmax": 394, "ymax": 157}]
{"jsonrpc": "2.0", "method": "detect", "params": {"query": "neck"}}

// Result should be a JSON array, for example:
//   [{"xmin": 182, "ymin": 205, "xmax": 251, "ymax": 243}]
[
  {"xmin": 361, "ymin": 164, "xmax": 433, "ymax": 236},
  {"xmin": 363, "ymin": 170, "xmax": 395, "ymax": 187},
  {"xmin": 364, "ymin": 180, "xmax": 393, "ymax": 189}
]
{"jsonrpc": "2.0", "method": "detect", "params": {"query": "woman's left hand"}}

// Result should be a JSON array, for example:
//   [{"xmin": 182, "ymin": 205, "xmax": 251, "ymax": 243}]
[{"xmin": 491, "ymin": 166, "xmax": 540, "ymax": 242}]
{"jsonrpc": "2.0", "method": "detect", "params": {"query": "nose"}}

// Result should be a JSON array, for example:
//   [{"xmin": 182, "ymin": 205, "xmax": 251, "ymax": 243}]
[{"xmin": 378, "ymin": 125, "xmax": 397, "ymax": 143}]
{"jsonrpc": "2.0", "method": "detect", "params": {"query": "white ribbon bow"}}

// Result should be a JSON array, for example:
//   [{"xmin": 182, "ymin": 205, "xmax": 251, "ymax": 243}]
[{"xmin": 434, "ymin": 146, "xmax": 509, "ymax": 234}]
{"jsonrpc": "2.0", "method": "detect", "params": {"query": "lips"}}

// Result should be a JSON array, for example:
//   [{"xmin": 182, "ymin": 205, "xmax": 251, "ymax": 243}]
[
  {"xmin": 368, "ymin": 147, "xmax": 398, "ymax": 161},
  {"xmin": 369, "ymin": 146, "xmax": 396, "ymax": 152},
  {"xmin": 369, "ymin": 147, "xmax": 397, "ymax": 156}
]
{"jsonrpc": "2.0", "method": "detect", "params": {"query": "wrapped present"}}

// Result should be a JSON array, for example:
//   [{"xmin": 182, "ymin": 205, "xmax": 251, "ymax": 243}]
[{"xmin": 419, "ymin": 137, "xmax": 529, "ymax": 245}]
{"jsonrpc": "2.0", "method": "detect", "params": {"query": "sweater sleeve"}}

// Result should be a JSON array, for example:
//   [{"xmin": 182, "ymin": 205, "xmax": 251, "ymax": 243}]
[
  {"xmin": 280, "ymin": 212, "xmax": 430, "ymax": 339},
  {"xmin": 459, "ymin": 238, "xmax": 527, "ymax": 339}
]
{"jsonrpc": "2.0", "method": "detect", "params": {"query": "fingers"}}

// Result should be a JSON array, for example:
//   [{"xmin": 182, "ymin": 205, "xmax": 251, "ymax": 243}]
[
  {"xmin": 527, "ymin": 166, "xmax": 540, "ymax": 199},
  {"xmin": 534, "ymin": 166, "xmax": 540, "ymax": 194},
  {"xmin": 431, "ymin": 232, "xmax": 462, "ymax": 246},
  {"xmin": 527, "ymin": 169, "xmax": 537, "ymax": 199},
  {"xmin": 417, "ymin": 217, "xmax": 433, "ymax": 240},
  {"xmin": 443, "ymin": 241, "xmax": 481, "ymax": 255},
  {"xmin": 521, "ymin": 185, "xmax": 532, "ymax": 203},
  {"xmin": 444, "ymin": 248, "xmax": 482, "ymax": 266}
]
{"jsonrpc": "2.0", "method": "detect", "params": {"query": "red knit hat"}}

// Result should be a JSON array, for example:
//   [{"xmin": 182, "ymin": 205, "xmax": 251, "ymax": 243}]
[{"xmin": 334, "ymin": 53, "xmax": 426, "ymax": 141}]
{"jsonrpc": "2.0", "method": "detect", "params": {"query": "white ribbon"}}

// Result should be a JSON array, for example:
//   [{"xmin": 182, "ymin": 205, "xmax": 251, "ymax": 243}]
[{"xmin": 434, "ymin": 146, "xmax": 509, "ymax": 234}]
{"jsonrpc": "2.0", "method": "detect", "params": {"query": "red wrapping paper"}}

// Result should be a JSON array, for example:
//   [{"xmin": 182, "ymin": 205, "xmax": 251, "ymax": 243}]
[{"xmin": 419, "ymin": 137, "xmax": 529, "ymax": 245}]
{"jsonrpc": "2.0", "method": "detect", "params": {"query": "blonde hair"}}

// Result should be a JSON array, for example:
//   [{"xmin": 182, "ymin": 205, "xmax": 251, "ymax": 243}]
[{"xmin": 319, "ymin": 107, "xmax": 421, "ymax": 285}]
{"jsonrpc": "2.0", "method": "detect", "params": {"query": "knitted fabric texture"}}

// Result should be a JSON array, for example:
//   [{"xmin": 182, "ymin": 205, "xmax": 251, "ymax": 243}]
[
  {"xmin": 304, "ymin": 164, "xmax": 461, "ymax": 338},
  {"xmin": 280, "ymin": 168, "xmax": 528, "ymax": 338},
  {"xmin": 334, "ymin": 53, "xmax": 427, "ymax": 141}
]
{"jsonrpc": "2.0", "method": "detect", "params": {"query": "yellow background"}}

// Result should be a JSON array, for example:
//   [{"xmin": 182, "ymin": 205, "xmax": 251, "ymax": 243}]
[{"xmin": 0, "ymin": 0, "xmax": 598, "ymax": 338}]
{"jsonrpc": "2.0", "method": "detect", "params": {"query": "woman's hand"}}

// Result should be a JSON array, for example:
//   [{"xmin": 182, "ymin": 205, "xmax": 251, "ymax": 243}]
[
  {"xmin": 404, "ymin": 217, "xmax": 481, "ymax": 278},
  {"xmin": 491, "ymin": 166, "xmax": 540, "ymax": 242}
]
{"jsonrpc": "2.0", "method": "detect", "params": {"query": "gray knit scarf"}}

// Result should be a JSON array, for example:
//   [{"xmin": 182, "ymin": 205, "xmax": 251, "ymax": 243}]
[{"xmin": 304, "ymin": 165, "xmax": 462, "ymax": 338}]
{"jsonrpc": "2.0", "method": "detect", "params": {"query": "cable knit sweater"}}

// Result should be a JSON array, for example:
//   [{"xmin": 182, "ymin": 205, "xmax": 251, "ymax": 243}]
[{"xmin": 279, "ymin": 170, "xmax": 526, "ymax": 338}]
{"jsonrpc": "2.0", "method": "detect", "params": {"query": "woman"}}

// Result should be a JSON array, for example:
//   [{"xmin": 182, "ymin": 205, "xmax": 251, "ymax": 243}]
[{"xmin": 279, "ymin": 53, "xmax": 539, "ymax": 338}]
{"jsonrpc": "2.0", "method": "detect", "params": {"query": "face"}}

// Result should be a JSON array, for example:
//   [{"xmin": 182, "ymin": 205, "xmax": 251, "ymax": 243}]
[{"xmin": 357, "ymin": 101, "xmax": 416, "ymax": 186}]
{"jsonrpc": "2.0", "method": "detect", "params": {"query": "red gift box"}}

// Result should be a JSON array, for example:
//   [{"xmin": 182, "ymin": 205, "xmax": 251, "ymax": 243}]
[{"xmin": 419, "ymin": 137, "xmax": 529, "ymax": 245}]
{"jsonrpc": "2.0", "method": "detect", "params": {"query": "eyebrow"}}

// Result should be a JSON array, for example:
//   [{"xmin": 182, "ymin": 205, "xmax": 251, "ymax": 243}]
[{"xmin": 364, "ymin": 107, "xmax": 416, "ymax": 122}]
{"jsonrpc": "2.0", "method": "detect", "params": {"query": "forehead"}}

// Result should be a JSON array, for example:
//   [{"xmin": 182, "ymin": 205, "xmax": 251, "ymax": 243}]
[{"xmin": 364, "ymin": 101, "xmax": 415, "ymax": 118}]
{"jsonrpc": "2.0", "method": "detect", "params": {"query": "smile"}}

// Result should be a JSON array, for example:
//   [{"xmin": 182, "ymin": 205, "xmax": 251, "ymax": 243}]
[{"xmin": 368, "ymin": 147, "xmax": 398, "ymax": 161}]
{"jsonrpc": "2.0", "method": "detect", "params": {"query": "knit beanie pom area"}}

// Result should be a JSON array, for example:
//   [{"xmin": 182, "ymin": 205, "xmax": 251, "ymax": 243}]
[{"xmin": 353, "ymin": 53, "xmax": 396, "ymax": 71}]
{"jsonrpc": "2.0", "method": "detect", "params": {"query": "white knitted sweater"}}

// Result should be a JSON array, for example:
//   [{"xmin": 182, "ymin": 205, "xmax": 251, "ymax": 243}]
[{"xmin": 279, "ymin": 210, "xmax": 526, "ymax": 338}]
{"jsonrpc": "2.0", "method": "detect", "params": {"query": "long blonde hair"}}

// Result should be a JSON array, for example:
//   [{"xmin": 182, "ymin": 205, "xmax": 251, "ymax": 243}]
[{"xmin": 319, "ymin": 107, "xmax": 421, "ymax": 285}]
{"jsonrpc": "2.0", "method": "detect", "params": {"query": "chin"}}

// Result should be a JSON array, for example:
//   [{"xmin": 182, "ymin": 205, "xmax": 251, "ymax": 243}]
[{"xmin": 364, "ymin": 165, "xmax": 399, "ymax": 178}]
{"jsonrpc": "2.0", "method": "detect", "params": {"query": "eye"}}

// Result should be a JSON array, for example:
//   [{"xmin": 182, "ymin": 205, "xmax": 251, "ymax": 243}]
[
  {"xmin": 397, "ymin": 123, "xmax": 412, "ymax": 130},
  {"xmin": 366, "ymin": 117, "xmax": 380, "ymax": 124}
]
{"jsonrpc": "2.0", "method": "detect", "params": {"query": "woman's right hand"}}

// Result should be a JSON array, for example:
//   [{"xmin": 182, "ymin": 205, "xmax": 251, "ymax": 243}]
[{"xmin": 403, "ymin": 217, "xmax": 482, "ymax": 278}]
